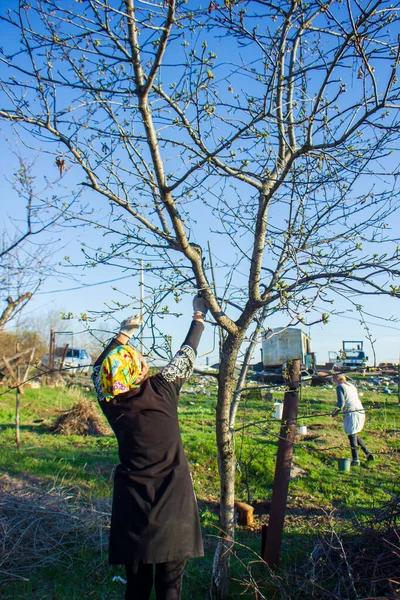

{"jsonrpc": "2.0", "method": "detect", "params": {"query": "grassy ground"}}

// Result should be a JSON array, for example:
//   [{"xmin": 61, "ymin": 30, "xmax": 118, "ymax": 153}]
[{"xmin": 0, "ymin": 377, "xmax": 398, "ymax": 599}]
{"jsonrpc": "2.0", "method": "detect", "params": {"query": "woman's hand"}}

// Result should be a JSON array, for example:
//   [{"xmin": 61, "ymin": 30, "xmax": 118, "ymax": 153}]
[
  {"xmin": 193, "ymin": 293, "xmax": 208, "ymax": 319},
  {"xmin": 136, "ymin": 355, "xmax": 149, "ymax": 384},
  {"xmin": 119, "ymin": 314, "xmax": 142, "ymax": 339}
]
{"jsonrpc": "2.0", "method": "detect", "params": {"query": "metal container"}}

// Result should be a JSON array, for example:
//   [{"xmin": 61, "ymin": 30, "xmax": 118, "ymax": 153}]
[
  {"xmin": 262, "ymin": 328, "xmax": 312, "ymax": 367},
  {"xmin": 299, "ymin": 425, "xmax": 307, "ymax": 435},
  {"xmin": 337, "ymin": 458, "xmax": 351, "ymax": 472}
]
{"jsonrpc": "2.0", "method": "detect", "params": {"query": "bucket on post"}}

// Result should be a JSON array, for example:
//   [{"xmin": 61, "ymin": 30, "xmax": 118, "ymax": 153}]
[
  {"xmin": 273, "ymin": 402, "xmax": 283, "ymax": 420},
  {"xmin": 299, "ymin": 425, "xmax": 307, "ymax": 435},
  {"xmin": 337, "ymin": 458, "xmax": 351, "ymax": 472}
]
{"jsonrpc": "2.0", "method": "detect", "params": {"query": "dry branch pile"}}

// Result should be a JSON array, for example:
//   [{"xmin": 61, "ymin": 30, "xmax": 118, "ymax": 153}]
[
  {"xmin": 51, "ymin": 399, "xmax": 111, "ymax": 436},
  {"xmin": 0, "ymin": 474, "xmax": 110, "ymax": 582},
  {"xmin": 281, "ymin": 494, "xmax": 400, "ymax": 599}
]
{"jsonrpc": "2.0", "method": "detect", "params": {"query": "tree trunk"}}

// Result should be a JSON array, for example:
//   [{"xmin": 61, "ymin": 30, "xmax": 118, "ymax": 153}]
[
  {"xmin": 229, "ymin": 308, "xmax": 267, "ymax": 429},
  {"xmin": 211, "ymin": 333, "xmax": 242, "ymax": 599},
  {"xmin": 371, "ymin": 342, "xmax": 377, "ymax": 369}
]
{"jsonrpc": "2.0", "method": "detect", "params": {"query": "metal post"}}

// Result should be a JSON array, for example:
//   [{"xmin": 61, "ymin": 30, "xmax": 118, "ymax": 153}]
[
  {"xmin": 140, "ymin": 259, "xmax": 144, "ymax": 354},
  {"xmin": 262, "ymin": 359, "xmax": 301, "ymax": 568}
]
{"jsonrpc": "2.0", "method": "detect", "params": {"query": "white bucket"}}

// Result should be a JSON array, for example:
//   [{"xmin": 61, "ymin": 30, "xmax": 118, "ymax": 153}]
[
  {"xmin": 299, "ymin": 425, "xmax": 307, "ymax": 435},
  {"xmin": 273, "ymin": 402, "xmax": 283, "ymax": 420}
]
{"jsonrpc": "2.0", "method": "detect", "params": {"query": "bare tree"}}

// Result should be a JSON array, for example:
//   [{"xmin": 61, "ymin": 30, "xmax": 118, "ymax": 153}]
[
  {"xmin": 0, "ymin": 158, "xmax": 65, "ymax": 330},
  {"xmin": 1, "ymin": 1, "xmax": 400, "ymax": 596}
]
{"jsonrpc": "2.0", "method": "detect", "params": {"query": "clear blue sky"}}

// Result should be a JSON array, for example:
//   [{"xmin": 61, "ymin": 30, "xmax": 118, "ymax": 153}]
[
  {"xmin": 1, "ymin": 147, "xmax": 398, "ymax": 365},
  {"xmin": 1, "ymin": 1, "xmax": 399, "ymax": 364}
]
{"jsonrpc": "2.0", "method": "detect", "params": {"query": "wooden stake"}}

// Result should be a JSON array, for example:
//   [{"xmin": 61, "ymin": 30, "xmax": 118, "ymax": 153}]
[
  {"xmin": 23, "ymin": 347, "xmax": 36, "ymax": 384},
  {"xmin": 0, "ymin": 347, "xmax": 33, "ymax": 370},
  {"xmin": 2, "ymin": 356, "xmax": 24, "ymax": 394},
  {"xmin": 49, "ymin": 328, "xmax": 55, "ymax": 371},
  {"xmin": 59, "ymin": 344, "xmax": 69, "ymax": 372},
  {"xmin": 15, "ymin": 342, "xmax": 21, "ymax": 452}
]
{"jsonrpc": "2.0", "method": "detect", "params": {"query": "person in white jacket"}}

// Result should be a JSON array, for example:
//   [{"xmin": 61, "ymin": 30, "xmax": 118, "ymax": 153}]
[{"xmin": 332, "ymin": 374, "xmax": 374, "ymax": 466}]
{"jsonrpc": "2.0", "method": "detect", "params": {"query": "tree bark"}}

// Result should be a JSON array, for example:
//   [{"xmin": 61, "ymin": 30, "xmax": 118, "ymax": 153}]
[
  {"xmin": 211, "ymin": 332, "xmax": 242, "ymax": 599},
  {"xmin": 229, "ymin": 309, "xmax": 267, "ymax": 429},
  {"xmin": 0, "ymin": 294, "xmax": 32, "ymax": 331}
]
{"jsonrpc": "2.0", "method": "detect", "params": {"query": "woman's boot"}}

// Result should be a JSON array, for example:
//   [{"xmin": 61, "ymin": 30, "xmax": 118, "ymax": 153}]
[
  {"xmin": 348, "ymin": 434, "xmax": 360, "ymax": 466},
  {"xmin": 357, "ymin": 436, "xmax": 374, "ymax": 461}
]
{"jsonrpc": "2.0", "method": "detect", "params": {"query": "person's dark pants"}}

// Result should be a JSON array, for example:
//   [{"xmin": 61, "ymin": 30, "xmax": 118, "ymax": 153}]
[
  {"xmin": 348, "ymin": 433, "xmax": 371, "ymax": 461},
  {"xmin": 125, "ymin": 560, "xmax": 186, "ymax": 600}
]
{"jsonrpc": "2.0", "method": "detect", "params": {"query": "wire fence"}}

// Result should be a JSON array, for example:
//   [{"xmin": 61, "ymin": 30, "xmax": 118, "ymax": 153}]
[{"xmin": 0, "ymin": 354, "xmax": 398, "ymax": 468}]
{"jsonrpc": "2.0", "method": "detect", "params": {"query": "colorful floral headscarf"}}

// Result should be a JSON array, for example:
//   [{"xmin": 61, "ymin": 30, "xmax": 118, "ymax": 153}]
[{"xmin": 100, "ymin": 345, "xmax": 142, "ymax": 399}]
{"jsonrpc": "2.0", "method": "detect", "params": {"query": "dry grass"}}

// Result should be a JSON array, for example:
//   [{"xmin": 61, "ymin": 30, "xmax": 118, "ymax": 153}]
[
  {"xmin": 264, "ymin": 493, "xmax": 400, "ymax": 599},
  {"xmin": 51, "ymin": 399, "xmax": 111, "ymax": 436},
  {"xmin": 0, "ymin": 473, "xmax": 110, "ymax": 582}
]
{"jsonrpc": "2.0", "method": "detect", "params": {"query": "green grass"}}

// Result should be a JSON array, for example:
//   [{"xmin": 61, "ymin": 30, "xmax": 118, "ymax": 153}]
[
  {"xmin": 0, "ymin": 380, "xmax": 399, "ymax": 599},
  {"xmin": 0, "ymin": 386, "xmax": 117, "ymax": 498}
]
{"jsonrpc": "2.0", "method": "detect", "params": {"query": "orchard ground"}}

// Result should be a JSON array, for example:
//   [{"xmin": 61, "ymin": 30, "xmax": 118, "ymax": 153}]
[{"xmin": 0, "ymin": 375, "xmax": 398, "ymax": 599}]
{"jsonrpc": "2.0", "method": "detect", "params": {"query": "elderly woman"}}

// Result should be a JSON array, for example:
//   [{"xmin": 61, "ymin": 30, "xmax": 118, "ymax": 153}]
[
  {"xmin": 332, "ymin": 374, "xmax": 374, "ymax": 466},
  {"xmin": 92, "ymin": 295, "xmax": 207, "ymax": 600}
]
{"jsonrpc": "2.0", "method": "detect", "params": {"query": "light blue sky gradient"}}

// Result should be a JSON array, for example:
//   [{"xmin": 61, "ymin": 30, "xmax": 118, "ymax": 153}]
[{"xmin": 1, "ymin": 1, "xmax": 399, "ymax": 364}]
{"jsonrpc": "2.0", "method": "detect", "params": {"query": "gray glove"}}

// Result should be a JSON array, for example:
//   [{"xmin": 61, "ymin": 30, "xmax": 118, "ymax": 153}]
[
  {"xmin": 193, "ymin": 293, "xmax": 208, "ymax": 317},
  {"xmin": 119, "ymin": 314, "xmax": 142, "ymax": 338}
]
